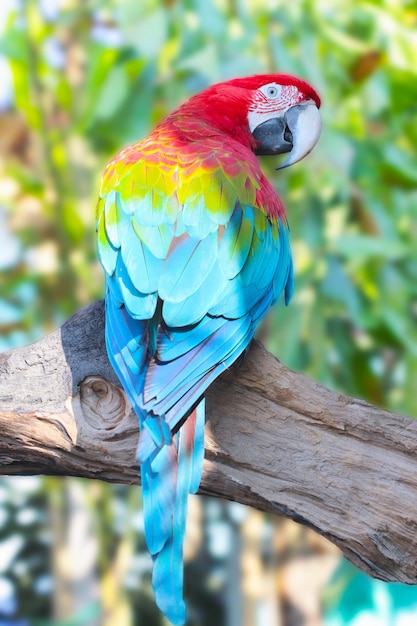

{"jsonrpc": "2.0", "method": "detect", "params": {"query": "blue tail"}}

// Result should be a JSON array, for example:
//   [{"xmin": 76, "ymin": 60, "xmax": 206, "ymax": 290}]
[
  {"xmin": 142, "ymin": 401, "xmax": 205, "ymax": 625},
  {"xmin": 105, "ymin": 291, "xmax": 205, "ymax": 625}
]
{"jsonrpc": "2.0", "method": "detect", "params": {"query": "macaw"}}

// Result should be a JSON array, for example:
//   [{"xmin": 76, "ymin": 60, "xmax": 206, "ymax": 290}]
[{"xmin": 96, "ymin": 74, "xmax": 321, "ymax": 624}]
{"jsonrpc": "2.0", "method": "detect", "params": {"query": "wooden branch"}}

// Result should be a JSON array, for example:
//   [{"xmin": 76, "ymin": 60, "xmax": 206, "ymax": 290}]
[{"xmin": 1, "ymin": 301, "xmax": 417, "ymax": 585}]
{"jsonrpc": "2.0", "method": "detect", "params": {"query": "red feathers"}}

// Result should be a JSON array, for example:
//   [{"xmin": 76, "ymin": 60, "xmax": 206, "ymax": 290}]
[
  {"xmin": 224, "ymin": 73, "xmax": 321, "ymax": 107},
  {"xmin": 163, "ymin": 73, "xmax": 320, "ymax": 150}
]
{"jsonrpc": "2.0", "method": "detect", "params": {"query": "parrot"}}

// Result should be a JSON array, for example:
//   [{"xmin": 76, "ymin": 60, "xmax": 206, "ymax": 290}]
[{"xmin": 96, "ymin": 74, "xmax": 321, "ymax": 625}]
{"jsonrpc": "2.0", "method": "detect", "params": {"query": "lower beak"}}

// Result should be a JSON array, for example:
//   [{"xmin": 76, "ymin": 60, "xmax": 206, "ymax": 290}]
[{"xmin": 252, "ymin": 103, "xmax": 322, "ymax": 169}]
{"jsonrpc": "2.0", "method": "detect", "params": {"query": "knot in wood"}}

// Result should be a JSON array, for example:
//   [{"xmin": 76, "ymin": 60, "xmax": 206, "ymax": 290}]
[{"xmin": 79, "ymin": 375, "xmax": 128, "ymax": 431}]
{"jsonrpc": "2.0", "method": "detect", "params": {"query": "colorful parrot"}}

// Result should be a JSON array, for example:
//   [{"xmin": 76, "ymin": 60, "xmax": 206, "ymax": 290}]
[{"xmin": 96, "ymin": 74, "xmax": 321, "ymax": 624}]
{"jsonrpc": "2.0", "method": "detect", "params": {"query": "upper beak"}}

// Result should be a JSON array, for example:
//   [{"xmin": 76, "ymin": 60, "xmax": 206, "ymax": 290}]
[{"xmin": 252, "ymin": 102, "xmax": 322, "ymax": 169}]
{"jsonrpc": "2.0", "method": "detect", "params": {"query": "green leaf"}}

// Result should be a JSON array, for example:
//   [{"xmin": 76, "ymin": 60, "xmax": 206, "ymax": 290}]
[
  {"xmin": 334, "ymin": 236, "xmax": 407, "ymax": 261},
  {"xmin": 127, "ymin": 9, "xmax": 168, "ymax": 59},
  {"xmin": 176, "ymin": 44, "xmax": 219, "ymax": 82},
  {"xmin": 381, "ymin": 145, "xmax": 417, "ymax": 188},
  {"xmin": 94, "ymin": 66, "xmax": 129, "ymax": 120}
]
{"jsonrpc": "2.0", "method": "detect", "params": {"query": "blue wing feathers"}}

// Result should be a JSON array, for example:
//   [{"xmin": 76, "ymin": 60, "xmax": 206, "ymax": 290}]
[
  {"xmin": 137, "ymin": 317, "xmax": 255, "ymax": 463},
  {"xmin": 158, "ymin": 231, "xmax": 218, "ymax": 303},
  {"xmin": 285, "ymin": 257, "xmax": 295, "ymax": 304},
  {"xmin": 162, "ymin": 261, "xmax": 226, "ymax": 327},
  {"xmin": 208, "ymin": 277, "xmax": 264, "ymax": 319},
  {"xmin": 115, "ymin": 255, "xmax": 158, "ymax": 320},
  {"xmin": 103, "ymin": 190, "xmax": 122, "ymax": 248},
  {"xmin": 144, "ymin": 316, "xmax": 251, "ymax": 410},
  {"xmin": 106, "ymin": 271, "xmax": 124, "ymax": 306},
  {"xmin": 121, "ymin": 225, "xmax": 163, "ymax": 294},
  {"xmin": 272, "ymin": 222, "xmax": 293, "ymax": 303},
  {"xmin": 102, "ymin": 177, "xmax": 293, "ymax": 624},
  {"xmin": 217, "ymin": 203, "xmax": 255, "ymax": 279},
  {"xmin": 105, "ymin": 292, "xmax": 148, "ymax": 406},
  {"xmin": 250, "ymin": 288, "xmax": 275, "ymax": 326},
  {"xmin": 97, "ymin": 215, "xmax": 118, "ymax": 276},
  {"xmin": 131, "ymin": 220, "xmax": 174, "ymax": 259},
  {"xmin": 189, "ymin": 399, "xmax": 205, "ymax": 494},
  {"xmin": 157, "ymin": 315, "xmax": 227, "ymax": 362}
]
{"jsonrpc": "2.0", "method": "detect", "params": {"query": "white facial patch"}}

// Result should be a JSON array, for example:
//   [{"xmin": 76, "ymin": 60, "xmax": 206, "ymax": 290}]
[{"xmin": 248, "ymin": 83, "xmax": 300, "ymax": 132}]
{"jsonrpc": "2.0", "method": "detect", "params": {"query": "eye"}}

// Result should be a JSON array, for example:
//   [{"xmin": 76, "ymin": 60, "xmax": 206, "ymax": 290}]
[
  {"xmin": 267, "ymin": 86, "xmax": 278, "ymax": 98},
  {"xmin": 260, "ymin": 83, "xmax": 282, "ymax": 100}
]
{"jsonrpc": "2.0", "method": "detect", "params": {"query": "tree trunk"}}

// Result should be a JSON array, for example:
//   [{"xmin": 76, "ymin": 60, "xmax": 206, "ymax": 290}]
[{"xmin": 1, "ymin": 301, "xmax": 417, "ymax": 585}]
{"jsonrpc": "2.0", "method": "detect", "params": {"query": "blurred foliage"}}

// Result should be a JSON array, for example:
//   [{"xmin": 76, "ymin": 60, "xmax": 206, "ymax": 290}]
[
  {"xmin": 0, "ymin": 478, "xmax": 50, "ymax": 621},
  {"xmin": 0, "ymin": 0, "xmax": 416, "ymax": 415},
  {"xmin": 0, "ymin": 0, "xmax": 416, "ymax": 624}
]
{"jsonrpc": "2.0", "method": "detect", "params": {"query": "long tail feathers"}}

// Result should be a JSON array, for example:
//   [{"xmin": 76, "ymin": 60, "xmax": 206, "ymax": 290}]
[
  {"xmin": 140, "ymin": 399, "xmax": 205, "ymax": 625},
  {"xmin": 105, "ymin": 291, "xmax": 207, "ymax": 623}
]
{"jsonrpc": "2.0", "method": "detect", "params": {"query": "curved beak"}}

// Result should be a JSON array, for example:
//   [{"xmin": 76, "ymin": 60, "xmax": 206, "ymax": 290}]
[{"xmin": 252, "ymin": 102, "xmax": 322, "ymax": 169}]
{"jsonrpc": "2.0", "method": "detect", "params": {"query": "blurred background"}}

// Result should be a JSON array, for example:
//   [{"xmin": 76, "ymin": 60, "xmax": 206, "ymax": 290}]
[{"xmin": 0, "ymin": 0, "xmax": 417, "ymax": 624}]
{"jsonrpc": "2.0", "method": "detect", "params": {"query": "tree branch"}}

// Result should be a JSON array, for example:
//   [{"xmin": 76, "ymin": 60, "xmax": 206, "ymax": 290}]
[{"xmin": 1, "ymin": 301, "xmax": 417, "ymax": 584}]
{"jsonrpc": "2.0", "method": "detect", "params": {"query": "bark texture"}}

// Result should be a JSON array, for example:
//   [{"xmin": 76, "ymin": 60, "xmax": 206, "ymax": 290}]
[{"xmin": 1, "ymin": 301, "xmax": 417, "ymax": 584}]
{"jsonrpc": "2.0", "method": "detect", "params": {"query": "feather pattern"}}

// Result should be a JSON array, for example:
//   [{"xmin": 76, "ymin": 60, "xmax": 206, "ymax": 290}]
[{"xmin": 97, "ymin": 83, "xmax": 299, "ymax": 625}]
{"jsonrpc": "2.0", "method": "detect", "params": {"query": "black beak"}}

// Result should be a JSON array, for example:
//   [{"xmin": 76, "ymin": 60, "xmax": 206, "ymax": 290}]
[{"xmin": 252, "ymin": 117, "xmax": 293, "ymax": 156}]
